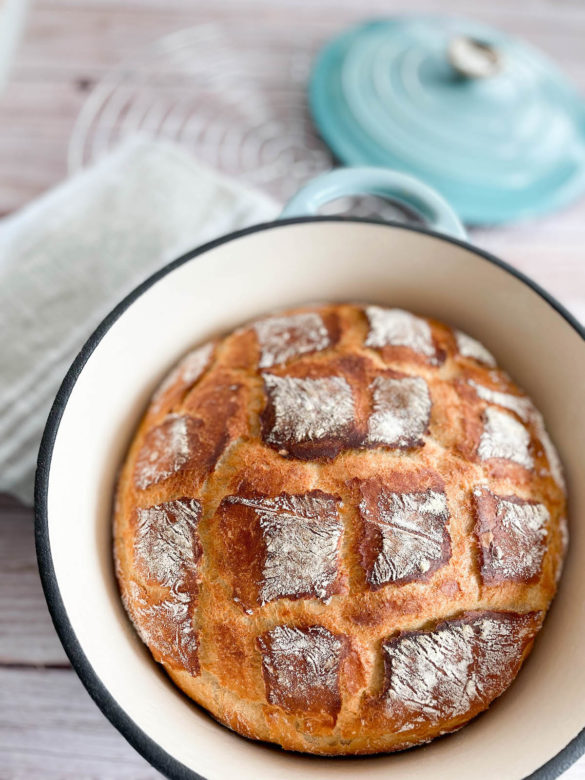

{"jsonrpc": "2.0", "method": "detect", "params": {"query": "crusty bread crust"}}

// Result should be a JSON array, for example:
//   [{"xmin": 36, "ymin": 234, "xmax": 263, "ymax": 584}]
[{"xmin": 114, "ymin": 303, "xmax": 567, "ymax": 755}]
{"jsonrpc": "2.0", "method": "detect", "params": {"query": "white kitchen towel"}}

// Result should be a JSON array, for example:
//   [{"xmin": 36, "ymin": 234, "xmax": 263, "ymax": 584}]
[{"xmin": 0, "ymin": 137, "xmax": 280, "ymax": 506}]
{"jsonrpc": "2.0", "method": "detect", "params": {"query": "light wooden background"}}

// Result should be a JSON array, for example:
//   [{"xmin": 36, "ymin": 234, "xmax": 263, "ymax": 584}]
[{"xmin": 1, "ymin": 0, "xmax": 585, "ymax": 777}]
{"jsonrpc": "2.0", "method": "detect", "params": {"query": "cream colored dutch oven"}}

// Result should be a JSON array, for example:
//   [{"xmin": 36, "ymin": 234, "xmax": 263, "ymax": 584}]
[{"xmin": 35, "ymin": 168, "xmax": 585, "ymax": 779}]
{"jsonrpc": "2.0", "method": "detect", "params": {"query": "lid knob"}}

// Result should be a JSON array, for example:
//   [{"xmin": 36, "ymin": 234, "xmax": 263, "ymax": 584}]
[{"xmin": 447, "ymin": 36, "xmax": 503, "ymax": 78}]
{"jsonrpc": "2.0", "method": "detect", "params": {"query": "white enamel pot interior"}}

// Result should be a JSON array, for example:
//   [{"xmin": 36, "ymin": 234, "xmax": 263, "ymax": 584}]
[{"xmin": 36, "ymin": 170, "xmax": 585, "ymax": 780}]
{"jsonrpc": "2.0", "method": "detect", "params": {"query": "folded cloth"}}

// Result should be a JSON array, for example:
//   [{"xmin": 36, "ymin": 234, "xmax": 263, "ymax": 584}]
[{"xmin": 0, "ymin": 137, "xmax": 279, "ymax": 506}]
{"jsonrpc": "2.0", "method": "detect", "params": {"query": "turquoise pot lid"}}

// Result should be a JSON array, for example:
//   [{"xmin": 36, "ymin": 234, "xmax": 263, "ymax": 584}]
[{"xmin": 310, "ymin": 17, "xmax": 585, "ymax": 224}]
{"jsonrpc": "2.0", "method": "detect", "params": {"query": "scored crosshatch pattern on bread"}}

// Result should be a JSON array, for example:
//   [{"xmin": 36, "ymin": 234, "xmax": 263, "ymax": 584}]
[{"xmin": 114, "ymin": 302, "xmax": 567, "ymax": 755}]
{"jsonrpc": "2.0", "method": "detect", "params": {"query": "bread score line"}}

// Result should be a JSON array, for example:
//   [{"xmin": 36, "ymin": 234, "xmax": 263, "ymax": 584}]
[{"xmin": 114, "ymin": 303, "xmax": 567, "ymax": 755}]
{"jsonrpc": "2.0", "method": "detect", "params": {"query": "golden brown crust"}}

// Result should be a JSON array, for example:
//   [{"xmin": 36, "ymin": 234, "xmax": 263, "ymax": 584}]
[{"xmin": 114, "ymin": 303, "xmax": 567, "ymax": 755}]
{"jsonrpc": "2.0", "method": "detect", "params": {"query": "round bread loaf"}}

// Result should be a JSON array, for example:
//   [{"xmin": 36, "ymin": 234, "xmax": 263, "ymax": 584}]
[{"xmin": 114, "ymin": 303, "xmax": 567, "ymax": 755}]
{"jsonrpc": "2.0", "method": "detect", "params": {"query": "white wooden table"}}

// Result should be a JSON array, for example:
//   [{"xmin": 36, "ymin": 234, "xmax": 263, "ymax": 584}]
[{"xmin": 1, "ymin": 1, "xmax": 585, "ymax": 777}]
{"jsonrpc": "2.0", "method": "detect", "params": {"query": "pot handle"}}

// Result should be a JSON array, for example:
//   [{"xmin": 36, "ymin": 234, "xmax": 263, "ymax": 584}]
[{"xmin": 280, "ymin": 167, "xmax": 467, "ymax": 240}]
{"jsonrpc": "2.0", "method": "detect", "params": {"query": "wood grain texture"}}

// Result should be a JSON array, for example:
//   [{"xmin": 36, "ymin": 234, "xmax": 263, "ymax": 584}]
[
  {"xmin": 0, "ymin": 512, "xmax": 67, "ymax": 666},
  {"xmin": 1, "ymin": 0, "xmax": 585, "ymax": 776},
  {"xmin": 0, "ymin": 502, "xmax": 160, "ymax": 777},
  {"xmin": 0, "ymin": 667, "xmax": 159, "ymax": 778},
  {"xmin": 2, "ymin": 500, "xmax": 583, "ymax": 778}
]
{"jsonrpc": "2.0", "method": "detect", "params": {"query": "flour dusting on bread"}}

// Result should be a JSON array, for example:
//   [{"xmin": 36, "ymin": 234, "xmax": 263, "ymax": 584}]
[
  {"xmin": 258, "ymin": 625, "xmax": 344, "ymax": 713},
  {"xmin": 367, "ymin": 375, "xmax": 431, "ymax": 448},
  {"xmin": 365, "ymin": 307, "xmax": 435, "ymax": 357},
  {"xmin": 478, "ymin": 407, "xmax": 533, "ymax": 469},
  {"xmin": 455, "ymin": 331, "xmax": 496, "ymax": 367},
  {"xmin": 152, "ymin": 342, "xmax": 214, "ymax": 409},
  {"xmin": 360, "ymin": 489, "xmax": 450, "ymax": 586},
  {"xmin": 469, "ymin": 381, "xmax": 565, "ymax": 488},
  {"xmin": 386, "ymin": 621, "xmax": 475, "ymax": 721},
  {"xmin": 227, "ymin": 492, "xmax": 342, "ymax": 603},
  {"xmin": 134, "ymin": 414, "xmax": 196, "ymax": 490},
  {"xmin": 532, "ymin": 411, "xmax": 566, "ymax": 490},
  {"xmin": 126, "ymin": 582, "xmax": 198, "ymax": 675},
  {"xmin": 263, "ymin": 374, "xmax": 355, "ymax": 446},
  {"xmin": 384, "ymin": 612, "xmax": 540, "ymax": 728},
  {"xmin": 469, "ymin": 380, "xmax": 533, "ymax": 422},
  {"xmin": 255, "ymin": 312, "xmax": 330, "ymax": 368},
  {"xmin": 134, "ymin": 498, "xmax": 201, "ymax": 588},
  {"xmin": 474, "ymin": 488, "xmax": 549, "ymax": 583}
]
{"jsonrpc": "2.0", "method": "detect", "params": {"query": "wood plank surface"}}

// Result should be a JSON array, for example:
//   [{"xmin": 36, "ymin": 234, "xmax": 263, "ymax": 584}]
[
  {"xmin": 0, "ymin": 501, "xmax": 158, "ymax": 776},
  {"xmin": 0, "ymin": 509, "xmax": 67, "ymax": 666},
  {"xmin": 1, "ymin": 0, "xmax": 585, "ymax": 777},
  {"xmin": 0, "ymin": 667, "xmax": 159, "ymax": 778},
  {"xmin": 3, "ymin": 506, "xmax": 585, "ymax": 778},
  {"xmin": 2, "ymin": 0, "xmax": 585, "ymax": 214}
]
